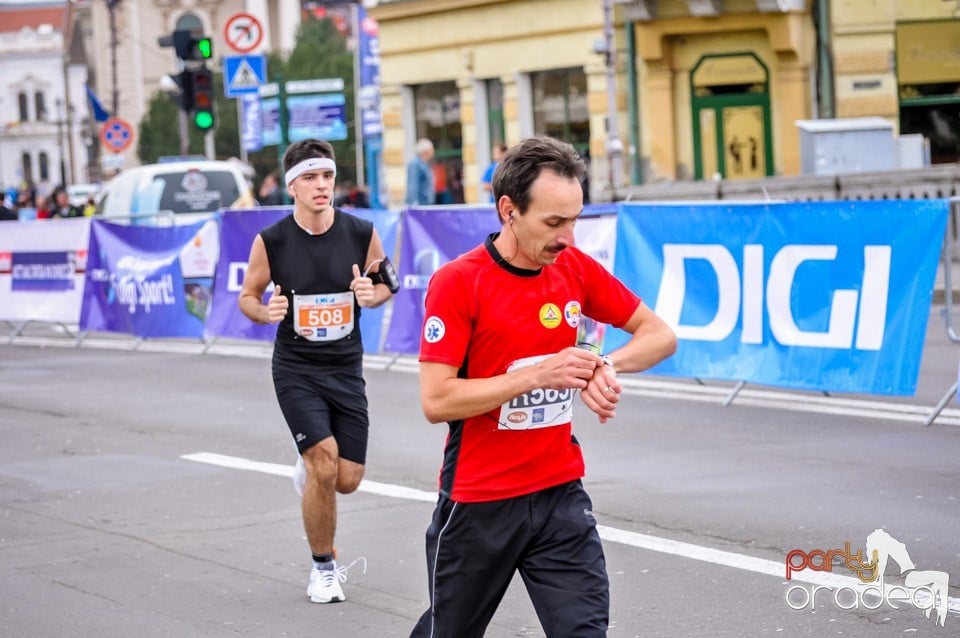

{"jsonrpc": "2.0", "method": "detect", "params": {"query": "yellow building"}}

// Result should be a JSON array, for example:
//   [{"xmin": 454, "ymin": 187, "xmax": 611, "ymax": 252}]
[
  {"xmin": 367, "ymin": 0, "xmax": 960, "ymax": 204},
  {"xmin": 832, "ymin": 0, "xmax": 960, "ymax": 164}
]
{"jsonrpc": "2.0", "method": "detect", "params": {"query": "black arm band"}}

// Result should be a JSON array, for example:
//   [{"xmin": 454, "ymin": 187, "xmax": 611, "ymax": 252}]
[{"xmin": 369, "ymin": 255, "xmax": 400, "ymax": 294}]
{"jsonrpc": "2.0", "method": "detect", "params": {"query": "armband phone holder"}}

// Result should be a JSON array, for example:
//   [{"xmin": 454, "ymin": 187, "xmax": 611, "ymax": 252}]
[{"xmin": 369, "ymin": 255, "xmax": 400, "ymax": 293}]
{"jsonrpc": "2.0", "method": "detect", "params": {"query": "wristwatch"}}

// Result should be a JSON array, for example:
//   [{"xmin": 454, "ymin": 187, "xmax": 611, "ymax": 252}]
[{"xmin": 601, "ymin": 355, "xmax": 616, "ymax": 371}]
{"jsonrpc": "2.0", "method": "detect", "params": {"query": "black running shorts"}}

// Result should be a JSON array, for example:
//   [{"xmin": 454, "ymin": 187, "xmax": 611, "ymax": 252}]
[{"xmin": 271, "ymin": 356, "xmax": 369, "ymax": 464}]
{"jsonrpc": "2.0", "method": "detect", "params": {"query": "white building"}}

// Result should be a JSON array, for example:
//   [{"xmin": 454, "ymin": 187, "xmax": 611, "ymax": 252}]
[{"xmin": 0, "ymin": 1, "xmax": 91, "ymax": 195}]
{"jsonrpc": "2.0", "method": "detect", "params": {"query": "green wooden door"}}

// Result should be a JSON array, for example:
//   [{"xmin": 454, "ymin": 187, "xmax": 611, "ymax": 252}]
[{"xmin": 691, "ymin": 53, "xmax": 774, "ymax": 180}]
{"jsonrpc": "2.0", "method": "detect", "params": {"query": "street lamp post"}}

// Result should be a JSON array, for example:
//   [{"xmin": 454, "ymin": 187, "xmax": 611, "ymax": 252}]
[
  {"xmin": 55, "ymin": 98, "xmax": 67, "ymax": 187},
  {"xmin": 106, "ymin": 0, "xmax": 121, "ymax": 116},
  {"xmin": 601, "ymin": 0, "xmax": 624, "ymax": 200}
]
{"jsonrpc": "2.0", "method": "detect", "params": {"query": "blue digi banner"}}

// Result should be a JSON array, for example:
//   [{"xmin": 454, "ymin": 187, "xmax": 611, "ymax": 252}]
[
  {"xmin": 80, "ymin": 219, "xmax": 214, "ymax": 338},
  {"xmin": 607, "ymin": 200, "xmax": 949, "ymax": 395}
]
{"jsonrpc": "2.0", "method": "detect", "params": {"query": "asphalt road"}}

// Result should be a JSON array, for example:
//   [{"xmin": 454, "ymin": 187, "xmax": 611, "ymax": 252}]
[{"xmin": 1, "ymin": 310, "xmax": 959, "ymax": 637}]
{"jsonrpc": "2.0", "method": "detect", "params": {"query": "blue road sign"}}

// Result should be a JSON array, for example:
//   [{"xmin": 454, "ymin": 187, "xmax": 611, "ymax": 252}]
[{"xmin": 224, "ymin": 55, "xmax": 266, "ymax": 98}]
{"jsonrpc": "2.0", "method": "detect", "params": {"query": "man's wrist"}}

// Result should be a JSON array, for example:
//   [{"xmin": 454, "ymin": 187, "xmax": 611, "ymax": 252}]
[{"xmin": 601, "ymin": 355, "xmax": 616, "ymax": 372}]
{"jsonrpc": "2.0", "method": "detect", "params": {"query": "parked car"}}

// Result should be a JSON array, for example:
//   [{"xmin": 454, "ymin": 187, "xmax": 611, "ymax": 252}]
[{"xmin": 96, "ymin": 159, "xmax": 256, "ymax": 224}]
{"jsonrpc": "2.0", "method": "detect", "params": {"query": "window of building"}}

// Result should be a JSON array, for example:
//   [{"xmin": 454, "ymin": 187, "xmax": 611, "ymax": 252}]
[
  {"xmin": 35, "ymin": 92, "xmax": 46, "ymax": 121},
  {"xmin": 414, "ymin": 81, "xmax": 463, "ymax": 204},
  {"xmin": 532, "ymin": 67, "xmax": 590, "ymax": 156},
  {"xmin": 21, "ymin": 152, "xmax": 33, "ymax": 185},
  {"xmin": 899, "ymin": 84, "xmax": 960, "ymax": 164},
  {"xmin": 18, "ymin": 92, "xmax": 28, "ymax": 121},
  {"xmin": 487, "ymin": 78, "xmax": 505, "ymax": 146},
  {"xmin": 896, "ymin": 21, "xmax": 960, "ymax": 164},
  {"xmin": 39, "ymin": 152, "xmax": 49, "ymax": 182}
]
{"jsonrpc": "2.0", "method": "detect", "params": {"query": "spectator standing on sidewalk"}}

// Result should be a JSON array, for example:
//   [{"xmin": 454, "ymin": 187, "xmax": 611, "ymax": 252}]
[
  {"xmin": 405, "ymin": 138, "xmax": 435, "ymax": 206},
  {"xmin": 49, "ymin": 188, "xmax": 81, "ymax": 218},
  {"xmin": 480, "ymin": 141, "xmax": 507, "ymax": 203}
]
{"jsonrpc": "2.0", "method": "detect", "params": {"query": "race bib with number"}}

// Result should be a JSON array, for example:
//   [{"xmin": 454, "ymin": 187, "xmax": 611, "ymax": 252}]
[
  {"xmin": 498, "ymin": 354, "xmax": 575, "ymax": 430},
  {"xmin": 293, "ymin": 291, "xmax": 354, "ymax": 342}
]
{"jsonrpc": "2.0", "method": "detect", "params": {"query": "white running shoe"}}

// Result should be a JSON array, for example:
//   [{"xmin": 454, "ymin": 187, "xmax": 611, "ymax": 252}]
[
  {"xmin": 305, "ymin": 557, "xmax": 367, "ymax": 604},
  {"xmin": 307, "ymin": 565, "xmax": 345, "ymax": 603},
  {"xmin": 293, "ymin": 454, "xmax": 306, "ymax": 497}
]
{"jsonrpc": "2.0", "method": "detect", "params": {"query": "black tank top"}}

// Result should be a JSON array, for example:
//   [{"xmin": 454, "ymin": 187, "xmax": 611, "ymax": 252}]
[{"xmin": 260, "ymin": 210, "xmax": 373, "ymax": 364}]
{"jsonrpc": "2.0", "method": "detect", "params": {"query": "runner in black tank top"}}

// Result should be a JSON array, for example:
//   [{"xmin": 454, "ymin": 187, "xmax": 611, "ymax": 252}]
[{"xmin": 238, "ymin": 138, "xmax": 395, "ymax": 604}]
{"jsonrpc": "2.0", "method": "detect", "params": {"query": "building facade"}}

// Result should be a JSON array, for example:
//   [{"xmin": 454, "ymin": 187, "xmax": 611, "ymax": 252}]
[
  {"xmin": 14, "ymin": 0, "xmax": 955, "ymax": 199},
  {"xmin": 0, "ymin": 1, "xmax": 91, "ymax": 195},
  {"xmin": 832, "ymin": 0, "xmax": 960, "ymax": 165},
  {"xmin": 367, "ymin": 0, "xmax": 960, "ymax": 204}
]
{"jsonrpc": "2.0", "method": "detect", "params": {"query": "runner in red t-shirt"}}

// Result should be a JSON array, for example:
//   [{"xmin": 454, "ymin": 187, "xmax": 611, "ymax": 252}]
[{"xmin": 413, "ymin": 136, "xmax": 677, "ymax": 637}]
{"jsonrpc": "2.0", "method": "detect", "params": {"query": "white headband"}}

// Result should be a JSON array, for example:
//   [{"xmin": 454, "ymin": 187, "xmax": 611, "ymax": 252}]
[{"xmin": 285, "ymin": 157, "xmax": 337, "ymax": 185}]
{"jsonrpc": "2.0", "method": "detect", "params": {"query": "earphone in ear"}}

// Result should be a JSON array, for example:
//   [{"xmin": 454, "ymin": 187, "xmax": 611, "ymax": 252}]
[{"xmin": 508, "ymin": 213, "xmax": 514, "ymax": 223}]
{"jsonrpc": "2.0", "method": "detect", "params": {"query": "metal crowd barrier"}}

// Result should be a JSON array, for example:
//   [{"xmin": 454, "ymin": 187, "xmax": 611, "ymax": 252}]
[{"xmin": 925, "ymin": 197, "xmax": 960, "ymax": 425}]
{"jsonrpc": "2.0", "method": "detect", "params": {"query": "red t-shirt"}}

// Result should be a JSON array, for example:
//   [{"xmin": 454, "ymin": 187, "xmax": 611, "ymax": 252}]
[{"xmin": 419, "ymin": 233, "xmax": 641, "ymax": 502}]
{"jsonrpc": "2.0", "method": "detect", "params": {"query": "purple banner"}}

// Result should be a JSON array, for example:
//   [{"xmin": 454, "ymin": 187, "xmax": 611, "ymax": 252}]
[
  {"xmin": 206, "ymin": 207, "xmax": 400, "ymax": 352},
  {"xmin": 383, "ymin": 207, "xmax": 499, "ymax": 353},
  {"xmin": 80, "ymin": 219, "xmax": 214, "ymax": 338},
  {"xmin": 206, "ymin": 209, "xmax": 285, "ymax": 341},
  {"xmin": 381, "ymin": 204, "xmax": 623, "ymax": 354}
]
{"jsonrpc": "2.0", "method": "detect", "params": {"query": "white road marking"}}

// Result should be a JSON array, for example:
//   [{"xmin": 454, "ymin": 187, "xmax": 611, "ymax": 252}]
[{"xmin": 182, "ymin": 451, "xmax": 959, "ymax": 617}]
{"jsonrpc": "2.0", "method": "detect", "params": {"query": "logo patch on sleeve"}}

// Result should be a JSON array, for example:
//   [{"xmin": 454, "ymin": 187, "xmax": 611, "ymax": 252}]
[{"xmin": 424, "ymin": 316, "xmax": 446, "ymax": 343}]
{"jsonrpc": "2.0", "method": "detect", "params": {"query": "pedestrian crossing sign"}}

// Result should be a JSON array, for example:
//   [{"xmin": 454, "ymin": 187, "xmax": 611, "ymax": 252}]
[{"xmin": 224, "ymin": 54, "xmax": 266, "ymax": 97}]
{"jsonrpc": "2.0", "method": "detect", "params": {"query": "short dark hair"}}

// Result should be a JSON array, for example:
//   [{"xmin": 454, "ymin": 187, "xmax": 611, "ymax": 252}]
[
  {"xmin": 282, "ymin": 138, "xmax": 336, "ymax": 173},
  {"xmin": 491, "ymin": 136, "xmax": 586, "ymax": 214}
]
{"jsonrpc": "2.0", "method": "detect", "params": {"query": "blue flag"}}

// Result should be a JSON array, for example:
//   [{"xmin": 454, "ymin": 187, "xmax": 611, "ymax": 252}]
[{"xmin": 85, "ymin": 84, "xmax": 110, "ymax": 122}]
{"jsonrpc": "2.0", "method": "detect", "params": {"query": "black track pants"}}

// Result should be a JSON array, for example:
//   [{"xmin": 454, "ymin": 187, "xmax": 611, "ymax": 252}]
[{"xmin": 411, "ymin": 480, "xmax": 609, "ymax": 638}]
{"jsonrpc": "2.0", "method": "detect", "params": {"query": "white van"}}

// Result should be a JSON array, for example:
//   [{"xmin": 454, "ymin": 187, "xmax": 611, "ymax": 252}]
[{"xmin": 96, "ymin": 159, "xmax": 256, "ymax": 224}]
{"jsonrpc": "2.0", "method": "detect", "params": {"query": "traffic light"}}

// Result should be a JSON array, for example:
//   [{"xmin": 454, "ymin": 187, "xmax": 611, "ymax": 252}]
[
  {"xmin": 159, "ymin": 29, "xmax": 215, "ymax": 131},
  {"xmin": 159, "ymin": 30, "xmax": 213, "ymax": 61},
  {"xmin": 190, "ymin": 68, "xmax": 215, "ymax": 131},
  {"xmin": 194, "ymin": 37, "xmax": 212, "ymax": 60},
  {"xmin": 174, "ymin": 69, "xmax": 194, "ymax": 112}
]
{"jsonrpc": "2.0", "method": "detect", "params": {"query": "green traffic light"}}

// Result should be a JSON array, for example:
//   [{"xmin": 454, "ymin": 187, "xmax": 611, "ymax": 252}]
[
  {"xmin": 194, "ymin": 111, "xmax": 214, "ymax": 130},
  {"xmin": 196, "ymin": 38, "xmax": 212, "ymax": 59}
]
